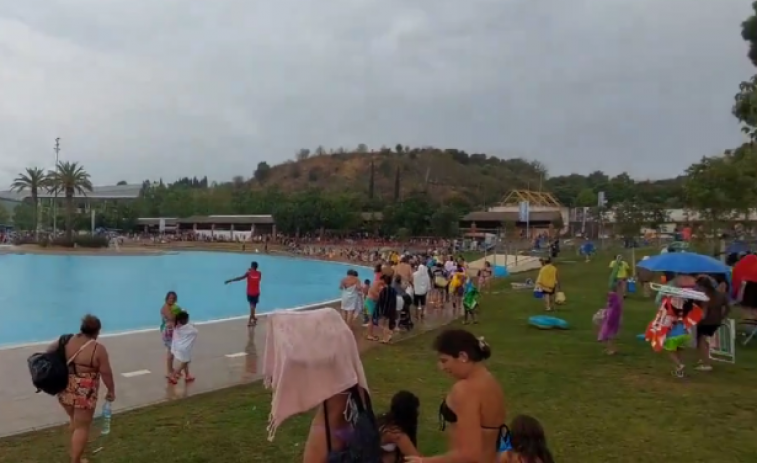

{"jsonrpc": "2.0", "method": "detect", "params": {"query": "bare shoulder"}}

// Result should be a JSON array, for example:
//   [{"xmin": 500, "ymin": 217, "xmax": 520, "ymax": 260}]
[
  {"xmin": 450, "ymin": 378, "xmax": 472, "ymax": 394},
  {"xmin": 95, "ymin": 341, "xmax": 109, "ymax": 358}
]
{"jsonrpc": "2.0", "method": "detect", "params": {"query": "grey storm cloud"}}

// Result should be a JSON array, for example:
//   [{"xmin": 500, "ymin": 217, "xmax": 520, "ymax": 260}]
[{"xmin": 0, "ymin": 0, "xmax": 753, "ymax": 186}]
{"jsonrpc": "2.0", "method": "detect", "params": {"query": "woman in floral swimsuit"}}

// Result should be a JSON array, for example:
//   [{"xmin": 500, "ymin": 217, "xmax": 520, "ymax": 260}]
[{"xmin": 51, "ymin": 314, "xmax": 116, "ymax": 463}]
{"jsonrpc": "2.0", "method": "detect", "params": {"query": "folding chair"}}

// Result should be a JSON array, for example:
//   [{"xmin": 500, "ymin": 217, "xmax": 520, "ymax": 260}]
[{"xmin": 738, "ymin": 319, "xmax": 757, "ymax": 346}]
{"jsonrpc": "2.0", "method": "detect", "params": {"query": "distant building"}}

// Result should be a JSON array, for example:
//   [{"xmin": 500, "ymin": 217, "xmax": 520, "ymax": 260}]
[
  {"xmin": 460, "ymin": 189, "xmax": 566, "ymax": 236},
  {"xmin": 137, "ymin": 215, "xmax": 276, "ymax": 239},
  {"xmin": 0, "ymin": 183, "xmax": 141, "ymax": 214}
]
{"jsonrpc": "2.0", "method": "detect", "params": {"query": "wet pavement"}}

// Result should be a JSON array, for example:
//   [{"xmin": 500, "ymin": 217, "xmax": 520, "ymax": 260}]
[{"xmin": 0, "ymin": 303, "xmax": 457, "ymax": 438}]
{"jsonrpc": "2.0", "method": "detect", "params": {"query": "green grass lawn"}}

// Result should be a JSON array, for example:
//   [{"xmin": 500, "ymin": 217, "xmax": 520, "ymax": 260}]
[{"xmin": 2, "ymin": 253, "xmax": 757, "ymax": 462}]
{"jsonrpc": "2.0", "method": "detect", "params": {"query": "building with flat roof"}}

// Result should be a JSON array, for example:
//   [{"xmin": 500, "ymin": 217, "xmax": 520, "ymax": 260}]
[
  {"xmin": 0, "ymin": 183, "xmax": 142, "ymax": 215},
  {"xmin": 137, "ymin": 215, "xmax": 275, "ymax": 239},
  {"xmin": 0, "ymin": 183, "xmax": 141, "ymax": 201}
]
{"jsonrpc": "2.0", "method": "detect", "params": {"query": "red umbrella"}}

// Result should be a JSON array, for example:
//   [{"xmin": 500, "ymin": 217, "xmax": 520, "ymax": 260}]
[{"xmin": 732, "ymin": 254, "xmax": 757, "ymax": 298}]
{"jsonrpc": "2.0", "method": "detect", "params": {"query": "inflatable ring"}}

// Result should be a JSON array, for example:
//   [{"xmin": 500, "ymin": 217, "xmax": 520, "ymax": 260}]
[{"xmin": 528, "ymin": 315, "xmax": 569, "ymax": 330}]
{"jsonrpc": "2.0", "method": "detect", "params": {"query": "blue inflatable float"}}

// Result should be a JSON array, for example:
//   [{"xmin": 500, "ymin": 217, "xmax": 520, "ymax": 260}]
[
  {"xmin": 528, "ymin": 315, "xmax": 569, "ymax": 330},
  {"xmin": 494, "ymin": 265, "xmax": 508, "ymax": 277}
]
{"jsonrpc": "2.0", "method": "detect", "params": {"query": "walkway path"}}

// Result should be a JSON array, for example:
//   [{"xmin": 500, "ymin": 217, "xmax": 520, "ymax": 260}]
[{"xmin": 0, "ymin": 304, "xmax": 456, "ymax": 438}]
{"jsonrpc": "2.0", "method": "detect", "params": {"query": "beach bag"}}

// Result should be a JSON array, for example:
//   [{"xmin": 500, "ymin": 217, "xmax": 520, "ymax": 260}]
[
  {"xmin": 325, "ymin": 385, "xmax": 382, "ymax": 463},
  {"xmin": 27, "ymin": 334, "xmax": 73, "ymax": 395},
  {"xmin": 592, "ymin": 309, "xmax": 607, "ymax": 326}
]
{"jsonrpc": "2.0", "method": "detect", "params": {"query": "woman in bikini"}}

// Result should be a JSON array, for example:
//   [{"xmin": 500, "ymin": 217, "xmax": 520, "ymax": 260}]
[
  {"xmin": 49, "ymin": 315, "xmax": 116, "ymax": 463},
  {"xmin": 479, "ymin": 261, "xmax": 493, "ymax": 293},
  {"xmin": 406, "ymin": 329, "xmax": 506, "ymax": 463},
  {"xmin": 160, "ymin": 291, "xmax": 180, "ymax": 379}
]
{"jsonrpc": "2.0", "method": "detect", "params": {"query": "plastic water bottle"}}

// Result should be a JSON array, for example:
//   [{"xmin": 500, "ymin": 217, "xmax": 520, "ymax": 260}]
[{"xmin": 100, "ymin": 401, "xmax": 112, "ymax": 436}]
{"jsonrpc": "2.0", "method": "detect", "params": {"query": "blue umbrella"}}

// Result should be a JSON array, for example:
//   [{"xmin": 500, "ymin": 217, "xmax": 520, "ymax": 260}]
[{"xmin": 637, "ymin": 252, "xmax": 729, "ymax": 274}]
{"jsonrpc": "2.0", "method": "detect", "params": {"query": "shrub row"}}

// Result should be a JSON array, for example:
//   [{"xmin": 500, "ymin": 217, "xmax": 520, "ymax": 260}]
[{"xmin": 13, "ymin": 235, "xmax": 110, "ymax": 248}]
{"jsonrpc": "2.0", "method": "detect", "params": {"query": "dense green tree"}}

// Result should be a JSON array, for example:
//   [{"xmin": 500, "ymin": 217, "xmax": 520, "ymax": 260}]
[
  {"xmin": 0, "ymin": 203, "xmax": 11, "ymax": 225},
  {"xmin": 429, "ymin": 206, "xmax": 460, "ymax": 238},
  {"xmin": 613, "ymin": 199, "xmax": 647, "ymax": 239},
  {"xmin": 10, "ymin": 167, "xmax": 49, "ymax": 233},
  {"xmin": 47, "ymin": 162, "xmax": 93, "ymax": 240},
  {"xmin": 254, "ymin": 162, "xmax": 271, "ymax": 183},
  {"xmin": 11, "ymin": 202, "xmax": 35, "ymax": 230}
]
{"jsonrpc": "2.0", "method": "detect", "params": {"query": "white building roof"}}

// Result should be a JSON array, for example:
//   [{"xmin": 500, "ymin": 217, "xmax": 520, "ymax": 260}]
[{"xmin": 0, "ymin": 183, "xmax": 142, "ymax": 200}]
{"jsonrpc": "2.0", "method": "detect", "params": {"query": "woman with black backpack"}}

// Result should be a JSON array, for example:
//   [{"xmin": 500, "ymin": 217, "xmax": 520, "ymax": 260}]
[{"xmin": 51, "ymin": 315, "xmax": 115, "ymax": 463}]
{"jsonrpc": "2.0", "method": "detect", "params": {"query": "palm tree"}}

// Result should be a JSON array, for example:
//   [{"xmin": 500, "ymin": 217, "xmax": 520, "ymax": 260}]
[
  {"xmin": 47, "ymin": 161, "xmax": 93, "ymax": 240},
  {"xmin": 10, "ymin": 167, "xmax": 49, "ymax": 234}
]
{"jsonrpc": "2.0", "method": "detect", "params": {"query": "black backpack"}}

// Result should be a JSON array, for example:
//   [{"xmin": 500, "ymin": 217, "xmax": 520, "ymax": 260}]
[
  {"xmin": 324, "ymin": 385, "xmax": 382, "ymax": 463},
  {"xmin": 27, "ymin": 334, "xmax": 73, "ymax": 395}
]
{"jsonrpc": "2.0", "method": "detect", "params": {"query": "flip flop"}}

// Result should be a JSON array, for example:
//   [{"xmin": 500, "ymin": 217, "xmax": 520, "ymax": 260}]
[{"xmin": 185, "ymin": 376, "xmax": 196, "ymax": 383}]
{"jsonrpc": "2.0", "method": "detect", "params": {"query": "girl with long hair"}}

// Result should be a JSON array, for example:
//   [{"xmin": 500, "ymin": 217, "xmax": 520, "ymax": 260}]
[
  {"xmin": 499, "ymin": 415, "xmax": 554, "ymax": 463},
  {"xmin": 377, "ymin": 390, "xmax": 421, "ymax": 462}
]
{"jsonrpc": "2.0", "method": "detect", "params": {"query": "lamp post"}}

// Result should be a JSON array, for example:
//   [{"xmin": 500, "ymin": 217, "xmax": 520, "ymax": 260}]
[{"xmin": 52, "ymin": 138, "xmax": 60, "ymax": 234}]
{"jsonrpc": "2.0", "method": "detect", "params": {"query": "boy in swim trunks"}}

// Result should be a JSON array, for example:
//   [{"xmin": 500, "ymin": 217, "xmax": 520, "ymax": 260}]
[{"xmin": 225, "ymin": 261, "xmax": 262, "ymax": 326}]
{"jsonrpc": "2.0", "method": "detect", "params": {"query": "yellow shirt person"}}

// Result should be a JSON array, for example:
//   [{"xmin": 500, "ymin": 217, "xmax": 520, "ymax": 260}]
[
  {"xmin": 536, "ymin": 261, "xmax": 558, "ymax": 292},
  {"xmin": 609, "ymin": 260, "xmax": 630, "ymax": 279}
]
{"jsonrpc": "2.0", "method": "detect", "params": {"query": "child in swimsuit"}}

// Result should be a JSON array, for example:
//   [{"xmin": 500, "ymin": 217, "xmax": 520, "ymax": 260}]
[{"xmin": 499, "ymin": 415, "xmax": 554, "ymax": 463}]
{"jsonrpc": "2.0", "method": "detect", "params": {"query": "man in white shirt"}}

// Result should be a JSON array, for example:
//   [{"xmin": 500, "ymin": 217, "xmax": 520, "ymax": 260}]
[{"xmin": 412, "ymin": 263, "xmax": 431, "ymax": 320}]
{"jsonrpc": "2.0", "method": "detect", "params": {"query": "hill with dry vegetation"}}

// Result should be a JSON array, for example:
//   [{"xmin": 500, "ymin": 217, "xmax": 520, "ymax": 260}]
[{"xmin": 254, "ymin": 146, "xmax": 546, "ymax": 207}]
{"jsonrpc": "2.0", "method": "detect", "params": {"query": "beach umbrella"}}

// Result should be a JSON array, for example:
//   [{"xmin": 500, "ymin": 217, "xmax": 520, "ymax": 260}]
[{"xmin": 637, "ymin": 252, "xmax": 729, "ymax": 274}]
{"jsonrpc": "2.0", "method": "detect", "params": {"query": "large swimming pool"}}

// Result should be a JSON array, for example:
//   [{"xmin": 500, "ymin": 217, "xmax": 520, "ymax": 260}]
[{"xmin": 0, "ymin": 252, "xmax": 367, "ymax": 347}]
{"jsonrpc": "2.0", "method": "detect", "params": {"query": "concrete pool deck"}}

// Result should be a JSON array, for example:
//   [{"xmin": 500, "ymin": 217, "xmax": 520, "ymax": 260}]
[{"xmin": 0, "ymin": 303, "xmax": 457, "ymax": 438}]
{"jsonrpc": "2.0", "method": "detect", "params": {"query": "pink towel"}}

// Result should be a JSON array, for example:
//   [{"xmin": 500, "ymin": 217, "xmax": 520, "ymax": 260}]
[{"xmin": 263, "ymin": 307, "xmax": 369, "ymax": 441}]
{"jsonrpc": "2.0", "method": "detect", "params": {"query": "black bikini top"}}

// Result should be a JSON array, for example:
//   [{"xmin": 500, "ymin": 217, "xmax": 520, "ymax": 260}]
[{"xmin": 438, "ymin": 399, "xmax": 508, "ymax": 450}]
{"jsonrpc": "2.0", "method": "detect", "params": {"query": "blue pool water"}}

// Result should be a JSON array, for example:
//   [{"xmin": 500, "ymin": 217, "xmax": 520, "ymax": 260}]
[{"xmin": 0, "ymin": 252, "xmax": 368, "ymax": 347}]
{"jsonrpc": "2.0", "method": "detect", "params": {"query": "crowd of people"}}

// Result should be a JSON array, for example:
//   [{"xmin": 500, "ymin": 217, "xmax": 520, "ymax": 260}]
[
  {"xmin": 43, "ymin": 238, "xmax": 757, "ymax": 461},
  {"xmin": 587, "ymin": 251, "xmax": 754, "ymax": 378},
  {"xmin": 337, "ymin": 253, "xmax": 493, "ymax": 343}
]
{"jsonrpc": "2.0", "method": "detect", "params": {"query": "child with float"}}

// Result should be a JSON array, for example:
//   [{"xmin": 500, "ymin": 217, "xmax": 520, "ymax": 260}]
[{"xmin": 644, "ymin": 283, "xmax": 706, "ymax": 378}]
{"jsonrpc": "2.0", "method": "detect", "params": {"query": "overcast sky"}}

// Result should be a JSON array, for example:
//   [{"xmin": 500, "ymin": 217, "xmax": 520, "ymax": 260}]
[{"xmin": 0, "ymin": 0, "xmax": 753, "ymax": 187}]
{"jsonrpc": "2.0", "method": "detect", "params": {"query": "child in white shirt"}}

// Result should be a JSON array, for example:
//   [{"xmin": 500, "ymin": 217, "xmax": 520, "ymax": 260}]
[{"xmin": 170, "ymin": 311, "xmax": 198, "ymax": 384}]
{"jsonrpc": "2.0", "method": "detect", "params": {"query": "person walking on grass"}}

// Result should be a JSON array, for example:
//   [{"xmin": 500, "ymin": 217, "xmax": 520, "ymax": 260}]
[
  {"xmin": 225, "ymin": 261, "xmax": 262, "ymax": 327},
  {"xmin": 535, "ymin": 258, "xmax": 558, "ymax": 312},
  {"xmin": 597, "ymin": 282, "xmax": 623, "ymax": 355},
  {"xmin": 694, "ymin": 275, "xmax": 730, "ymax": 372}
]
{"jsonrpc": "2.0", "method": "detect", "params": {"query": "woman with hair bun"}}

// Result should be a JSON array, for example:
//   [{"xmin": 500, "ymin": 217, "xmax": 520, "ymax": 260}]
[{"xmin": 405, "ymin": 329, "xmax": 506, "ymax": 463}]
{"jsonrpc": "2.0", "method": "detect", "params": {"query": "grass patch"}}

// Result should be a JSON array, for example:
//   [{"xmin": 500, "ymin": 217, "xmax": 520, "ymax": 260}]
[{"xmin": 2, "ymin": 253, "xmax": 757, "ymax": 462}]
